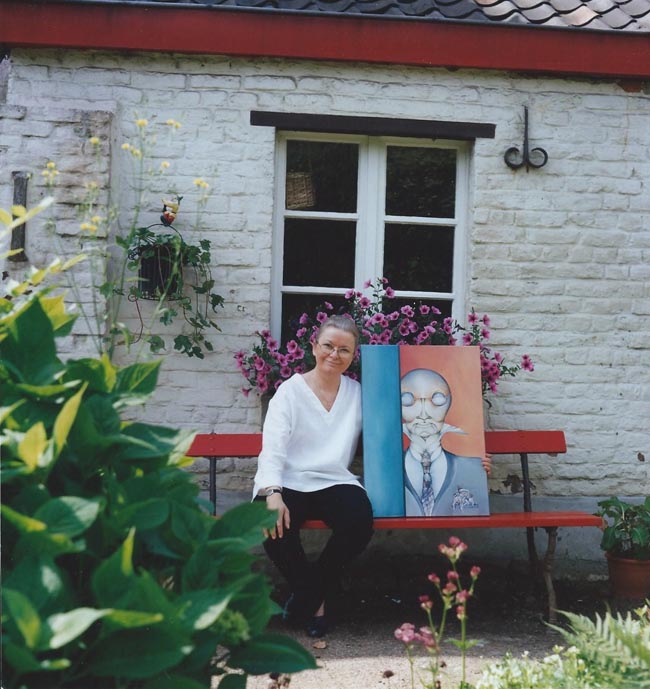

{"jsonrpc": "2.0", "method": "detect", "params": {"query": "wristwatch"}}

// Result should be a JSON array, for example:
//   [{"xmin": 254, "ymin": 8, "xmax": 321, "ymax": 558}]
[{"xmin": 265, "ymin": 488, "xmax": 283, "ymax": 497}]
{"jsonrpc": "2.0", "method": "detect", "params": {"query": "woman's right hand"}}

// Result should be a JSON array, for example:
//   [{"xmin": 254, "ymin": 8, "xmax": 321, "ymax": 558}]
[{"xmin": 264, "ymin": 493, "xmax": 290, "ymax": 539}]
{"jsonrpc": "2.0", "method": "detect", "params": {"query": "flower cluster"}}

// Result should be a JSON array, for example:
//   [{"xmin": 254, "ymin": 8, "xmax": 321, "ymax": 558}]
[
  {"xmin": 394, "ymin": 537, "xmax": 481, "ymax": 689},
  {"xmin": 235, "ymin": 278, "xmax": 533, "ymax": 399}
]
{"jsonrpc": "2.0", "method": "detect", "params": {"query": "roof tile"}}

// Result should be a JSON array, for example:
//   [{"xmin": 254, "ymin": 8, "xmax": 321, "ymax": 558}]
[{"xmin": 80, "ymin": 0, "xmax": 650, "ymax": 31}]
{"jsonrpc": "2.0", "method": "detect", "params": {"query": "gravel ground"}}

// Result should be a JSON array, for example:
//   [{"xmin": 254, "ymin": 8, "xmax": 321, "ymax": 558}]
[{"xmin": 240, "ymin": 556, "xmax": 624, "ymax": 689}]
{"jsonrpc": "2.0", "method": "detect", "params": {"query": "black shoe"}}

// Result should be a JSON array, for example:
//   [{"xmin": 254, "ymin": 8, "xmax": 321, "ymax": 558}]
[{"xmin": 306, "ymin": 615, "xmax": 328, "ymax": 638}]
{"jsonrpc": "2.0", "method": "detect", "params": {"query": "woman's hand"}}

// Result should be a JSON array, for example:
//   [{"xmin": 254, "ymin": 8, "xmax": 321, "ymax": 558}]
[
  {"xmin": 482, "ymin": 453, "xmax": 493, "ymax": 476},
  {"xmin": 264, "ymin": 493, "xmax": 290, "ymax": 539}
]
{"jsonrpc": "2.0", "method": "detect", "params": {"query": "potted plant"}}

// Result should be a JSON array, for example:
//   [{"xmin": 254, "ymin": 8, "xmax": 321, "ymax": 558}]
[
  {"xmin": 596, "ymin": 496, "xmax": 650, "ymax": 599},
  {"xmin": 124, "ymin": 197, "xmax": 224, "ymax": 359}
]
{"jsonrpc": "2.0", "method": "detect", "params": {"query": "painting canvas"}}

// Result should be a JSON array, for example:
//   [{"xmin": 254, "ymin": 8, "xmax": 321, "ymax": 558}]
[{"xmin": 361, "ymin": 345, "xmax": 489, "ymax": 518}]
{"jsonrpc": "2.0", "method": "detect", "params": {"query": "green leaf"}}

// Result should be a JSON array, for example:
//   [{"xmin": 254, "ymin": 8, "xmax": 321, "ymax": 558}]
[
  {"xmin": 3, "ymin": 641, "xmax": 71, "ymax": 674},
  {"xmin": 143, "ymin": 674, "xmax": 209, "ymax": 689},
  {"xmin": 228, "ymin": 632, "xmax": 317, "ymax": 675},
  {"xmin": 104, "ymin": 609, "xmax": 164, "ymax": 629},
  {"xmin": 17, "ymin": 422, "xmax": 48, "ymax": 470},
  {"xmin": 39, "ymin": 294, "xmax": 77, "ymax": 337},
  {"xmin": 1, "ymin": 504, "xmax": 47, "ymax": 534},
  {"xmin": 87, "ymin": 627, "xmax": 194, "ymax": 679},
  {"xmin": 4, "ymin": 554, "xmax": 69, "ymax": 617},
  {"xmin": 116, "ymin": 423, "xmax": 195, "ymax": 464},
  {"xmin": 175, "ymin": 589, "xmax": 232, "ymax": 631},
  {"xmin": 3, "ymin": 588, "xmax": 42, "ymax": 649},
  {"xmin": 40, "ymin": 607, "xmax": 108, "ymax": 650},
  {"xmin": 116, "ymin": 360, "xmax": 161, "ymax": 396},
  {"xmin": 0, "ymin": 297, "xmax": 62, "ymax": 384},
  {"xmin": 52, "ymin": 383, "xmax": 87, "ymax": 459},
  {"xmin": 219, "ymin": 673, "xmax": 248, "ymax": 689},
  {"xmin": 113, "ymin": 498, "xmax": 170, "ymax": 531},
  {"xmin": 210, "ymin": 501, "xmax": 277, "ymax": 549},
  {"xmin": 34, "ymin": 496, "xmax": 102, "ymax": 537},
  {"xmin": 92, "ymin": 529, "xmax": 135, "ymax": 607},
  {"xmin": 64, "ymin": 355, "xmax": 117, "ymax": 393}
]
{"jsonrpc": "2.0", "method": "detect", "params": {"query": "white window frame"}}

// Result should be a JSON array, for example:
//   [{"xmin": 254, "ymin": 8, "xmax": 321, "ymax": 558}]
[{"xmin": 270, "ymin": 131, "xmax": 471, "ymax": 338}]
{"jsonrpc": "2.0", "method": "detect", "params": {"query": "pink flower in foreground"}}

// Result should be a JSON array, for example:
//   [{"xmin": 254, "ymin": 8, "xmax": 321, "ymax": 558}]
[
  {"xmin": 394, "ymin": 623, "xmax": 416, "ymax": 644},
  {"xmin": 401, "ymin": 305, "xmax": 414, "ymax": 317},
  {"xmin": 427, "ymin": 573, "xmax": 440, "ymax": 586},
  {"xmin": 299, "ymin": 313, "xmax": 309, "ymax": 325},
  {"xmin": 417, "ymin": 627, "xmax": 437, "ymax": 648},
  {"xmin": 462, "ymin": 333, "xmax": 473, "ymax": 345},
  {"xmin": 359, "ymin": 297, "xmax": 371, "ymax": 309},
  {"xmin": 470, "ymin": 566, "xmax": 481, "ymax": 579},
  {"xmin": 385, "ymin": 287, "xmax": 395, "ymax": 298},
  {"xmin": 419, "ymin": 304, "xmax": 430, "ymax": 315},
  {"xmin": 324, "ymin": 301, "xmax": 333, "ymax": 310},
  {"xmin": 344, "ymin": 289, "xmax": 355, "ymax": 299},
  {"xmin": 363, "ymin": 279, "xmax": 372, "ymax": 289},
  {"xmin": 286, "ymin": 340, "xmax": 298, "ymax": 353},
  {"xmin": 316, "ymin": 311, "xmax": 328, "ymax": 323},
  {"xmin": 481, "ymin": 328, "xmax": 491, "ymax": 340},
  {"xmin": 482, "ymin": 314, "xmax": 491, "ymax": 326}
]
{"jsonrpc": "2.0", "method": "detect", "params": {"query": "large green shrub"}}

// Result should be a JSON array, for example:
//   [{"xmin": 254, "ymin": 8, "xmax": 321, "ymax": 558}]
[{"xmin": 1, "ymin": 282, "xmax": 315, "ymax": 687}]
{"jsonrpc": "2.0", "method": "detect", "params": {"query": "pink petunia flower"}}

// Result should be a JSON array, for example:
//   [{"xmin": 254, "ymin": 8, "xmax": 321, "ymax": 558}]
[
  {"xmin": 385, "ymin": 287, "xmax": 395, "ymax": 298},
  {"xmin": 468, "ymin": 312, "xmax": 479, "ymax": 325},
  {"xmin": 521, "ymin": 354, "xmax": 535, "ymax": 371},
  {"xmin": 363, "ymin": 279, "xmax": 372, "ymax": 289}
]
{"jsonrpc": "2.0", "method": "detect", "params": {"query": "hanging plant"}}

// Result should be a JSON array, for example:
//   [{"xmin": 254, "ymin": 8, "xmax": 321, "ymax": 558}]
[{"xmin": 125, "ymin": 196, "xmax": 224, "ymax": 359}]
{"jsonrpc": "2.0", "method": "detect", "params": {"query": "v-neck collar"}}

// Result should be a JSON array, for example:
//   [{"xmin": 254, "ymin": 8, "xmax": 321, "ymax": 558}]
[{"xmin": 298, "ymin": 373, "xmax": 342, "ymax": 415}]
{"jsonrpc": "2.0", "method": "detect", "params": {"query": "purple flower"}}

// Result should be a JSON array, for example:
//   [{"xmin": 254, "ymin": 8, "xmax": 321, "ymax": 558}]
[
  {"xmin": 401, "ymin": 305, "xmax": 414, "ymax": 318},
  {"xmin": 521, "ymin": 354, "xmax": 535, "ymax": 371},
  {"xmin": 363, "ymin": 279, "xmax": 372, "ymax": 289},
  {"xmin": 359, "ymin": 297, "xmax": 371, "ymax": 309},
  {"xmin": 280, "ymin": 366, "xmax": 292, "ymax": 378},
  {"xmin": 468, "ymin": 312, "xmax": 479, "ymax": 325},
  {"xmin": 462, "ymin": 333, "xmax": 473, "ymax": 345},
  {"xmin": 380, "ymin": 277, "xmax": 388, "ymax": 284},
  {"xmin": 324, "ymin": 301, "xmax": 333, "ymax": 310},
  {"xmin": 344, "ymin": 289, "xmax": 355, "ymax": 299},
  {"xmin": 385, "ymin": 287, "xmax": 395, "ymax": 298},
  {"xmin": 388, "ymin": 311, "xmax": 399, "ymax": 322},
  {"xmin": 399, "ymin": 323, "xmax": 410, "ymax": 337},
  {"xmin": 419, "ymin": 304, "xmax": 430, "ymax": 315},
  {"xmin": 299, "ymin": 313, "xmax": 309, "ymax": 325},
  {"xmin": 316, "ymin": 311, "xmax": 328, "ymax": 324},
  {"xmin": 296, "ymin": 327, "xmax": 307, "ymax": 338},
  {"xmin": 482, "ymin": 314, "xmax": 491, "ymax": 326},
  {"xmin": 481, "ymin": 328, "xmax": 490, "ymax": 340},
  {"xmin": 287, "ymin": 340, "xmax": 298, "ymax": 353}
]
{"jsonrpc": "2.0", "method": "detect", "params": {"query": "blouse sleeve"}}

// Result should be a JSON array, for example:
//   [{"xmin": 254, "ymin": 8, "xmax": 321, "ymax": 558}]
[{"xmin": 252, "ymin": 384, "xmax": 293, "ymax": 497}]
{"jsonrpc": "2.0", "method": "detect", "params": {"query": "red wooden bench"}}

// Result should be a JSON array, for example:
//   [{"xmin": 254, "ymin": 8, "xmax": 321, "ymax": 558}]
[{"xmin": 187, "ymin": 430, "xmax": 603, "ymax": 622}]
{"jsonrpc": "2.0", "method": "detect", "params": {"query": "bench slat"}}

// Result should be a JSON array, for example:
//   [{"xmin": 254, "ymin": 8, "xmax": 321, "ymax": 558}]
[
  {"xmin": 303, "ymin": 511, "xmax": 602, "ymax": 530},
  {"xmin": 484, "ymin": 430, "xmax": 566, "ymax": 455}
]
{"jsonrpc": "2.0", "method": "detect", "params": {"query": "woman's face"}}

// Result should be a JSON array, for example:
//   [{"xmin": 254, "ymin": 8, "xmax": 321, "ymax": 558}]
[{"xmin": 312, "ymin": 327, "xmax": 357, "ymax": 375}]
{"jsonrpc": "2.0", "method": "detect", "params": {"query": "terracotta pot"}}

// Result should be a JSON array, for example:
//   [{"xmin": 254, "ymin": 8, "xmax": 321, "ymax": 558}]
[{"xmin": 605, "ymin": 552, "xmax": 650, "ymax": 599}]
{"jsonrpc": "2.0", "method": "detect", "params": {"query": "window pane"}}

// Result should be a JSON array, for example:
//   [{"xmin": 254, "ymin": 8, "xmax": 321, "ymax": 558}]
[
  {"xmin": 386, "ymin": 146, "xmax": 456, "ymax": 218},
  {"xmin": 384, "ymin": 223, "xmax": 454, "ymax": 293},
  {"xmin": 283, "ymin": 218, "xmax": 356, "ymax": 287},
  {"xmin": 286, "ymin": 140, "xmax": 358, "ymax": 212},
  {"xmin": 281, "ymin": 293, "xmax": 349, "ymax": 344}
]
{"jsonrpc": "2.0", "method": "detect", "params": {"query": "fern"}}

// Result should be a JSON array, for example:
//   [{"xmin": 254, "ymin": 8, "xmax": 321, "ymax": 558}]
[{"xmin": 551, "ymin": 608, "xmax": 650, "ymax": 689}]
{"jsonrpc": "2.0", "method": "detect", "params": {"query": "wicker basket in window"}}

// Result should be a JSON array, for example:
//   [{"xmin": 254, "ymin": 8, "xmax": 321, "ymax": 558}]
[{"xmin": 286, "ymin": 172, "xmax": 315, "ymax": 210}]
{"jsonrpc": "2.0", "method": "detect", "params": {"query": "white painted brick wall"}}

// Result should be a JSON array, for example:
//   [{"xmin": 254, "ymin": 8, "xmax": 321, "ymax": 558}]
[{"xmin": 2, "ymin": 49, "xmax": 648, "ymax": 503}]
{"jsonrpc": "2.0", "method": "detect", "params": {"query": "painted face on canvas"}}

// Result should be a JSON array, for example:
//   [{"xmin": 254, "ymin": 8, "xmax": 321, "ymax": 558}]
[{"xmin": 400, "ymin": 368, "xmax": 451, "ymax": 440}]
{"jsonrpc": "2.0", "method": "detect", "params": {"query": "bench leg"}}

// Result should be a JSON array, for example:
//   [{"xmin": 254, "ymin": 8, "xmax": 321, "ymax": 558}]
[
  {"xmin": 209, "ymin": 456, "xmax": 217, "ymax": 516},
  {"xmin": 542, "ymin": 526, "xmax": 558, "ymax": 624}
]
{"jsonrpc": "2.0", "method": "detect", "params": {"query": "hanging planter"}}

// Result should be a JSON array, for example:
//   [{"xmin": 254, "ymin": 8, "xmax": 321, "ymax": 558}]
[{"xmin": 125, "ymin": 197, "xmax": 225, "ymax": 358}]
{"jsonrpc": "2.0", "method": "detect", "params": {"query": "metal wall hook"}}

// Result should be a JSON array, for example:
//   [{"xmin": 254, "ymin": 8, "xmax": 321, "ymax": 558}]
[{"xmin": 504, "ymin": 106, "xmax": 548, "ymax": 172}]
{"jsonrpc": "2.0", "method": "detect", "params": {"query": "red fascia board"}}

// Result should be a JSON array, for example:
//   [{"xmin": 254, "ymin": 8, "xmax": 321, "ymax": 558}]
[{"xmin": 1, "ymin": 1, "xmax": 648, "ymax": 79}]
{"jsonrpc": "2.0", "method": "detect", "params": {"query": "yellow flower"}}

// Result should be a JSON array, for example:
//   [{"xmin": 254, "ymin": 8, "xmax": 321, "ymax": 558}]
[
  {"xmin": 166, "ymin": 119, "xmax": 182, "ymax": 129},
  {"xmin": 89, "ymin": 136, "xmax": 100, "ymax": 146},
  {"xmin": 91, "ymin": 215, "xmax": 103, "ymax": 224},
  {"xmin": 85, "ymin": 181, "xmax": 99, "ymax": 190},
  {"xmin": 193, "ymin": 178, "xmax": 209, "ymax": 190},
  {"xmin": 46, "ymin": 161, "xmax": 57, "ymax": 170},
  {"xmin": 135, "ymin": 118, "xmax": 149, "ymax": 128},
  {"xmin": 80, "ymin": 222, "xmax": 98, "ymax": 234},
  {"xmin": 130, "ymin": 147, "xmax": 142, "ymax": 159},
  {"xmin": 160, "ymin": 161, "xmax": 170, "ymax": 170},
  {"xmin": 121, "ymin": 143, "xmax": 131, "ymax": 151}
]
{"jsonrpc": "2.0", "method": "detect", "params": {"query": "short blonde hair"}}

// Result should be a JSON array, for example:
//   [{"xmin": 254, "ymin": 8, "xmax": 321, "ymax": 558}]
[{"xmin": 316, "ymin": 315, "xmax": 360, "ymax": 348}]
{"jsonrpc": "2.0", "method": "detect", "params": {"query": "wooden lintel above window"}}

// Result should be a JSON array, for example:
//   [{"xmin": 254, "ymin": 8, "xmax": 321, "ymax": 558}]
[{"xmin": 250, "ymin": 111, "xmax": 496, "ymax": 141}]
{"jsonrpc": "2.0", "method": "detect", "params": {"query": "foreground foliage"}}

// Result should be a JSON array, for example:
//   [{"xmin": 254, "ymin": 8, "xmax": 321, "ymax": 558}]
[
  {"xmin": 475, "ymin": 604, "xmax": 650, "ymax": 689},
  {"xmin": 0, "ymin": 238, "xmax": 315, "ymax": 687}
]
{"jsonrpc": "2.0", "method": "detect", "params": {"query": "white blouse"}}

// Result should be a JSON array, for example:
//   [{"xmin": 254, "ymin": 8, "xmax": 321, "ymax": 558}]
[{"xmin": 252, "ymin": 374, "xmax": 363, "ymax": 497}]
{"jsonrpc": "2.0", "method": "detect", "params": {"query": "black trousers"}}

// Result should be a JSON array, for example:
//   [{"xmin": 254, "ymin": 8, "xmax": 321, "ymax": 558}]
[{"xmin": 259, "ymin": 484, "xmax": 374, "ymax": 620}]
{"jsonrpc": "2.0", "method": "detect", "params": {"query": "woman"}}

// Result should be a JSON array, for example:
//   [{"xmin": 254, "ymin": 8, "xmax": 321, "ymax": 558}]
[{"xmin": 253, "ymin": 315, "xmax": 373, "ymax": 639}]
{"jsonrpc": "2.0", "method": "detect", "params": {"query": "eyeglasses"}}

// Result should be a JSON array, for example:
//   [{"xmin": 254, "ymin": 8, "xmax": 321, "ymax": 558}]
[{"xmin": 318, "ymin": 341, "xmax": 354, "ymax": 359}]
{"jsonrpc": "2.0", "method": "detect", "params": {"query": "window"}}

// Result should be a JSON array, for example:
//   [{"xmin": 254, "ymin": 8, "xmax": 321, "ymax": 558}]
[{"xmin": 271, "ymin": 133, "xmax": 470, "ymax": 342}]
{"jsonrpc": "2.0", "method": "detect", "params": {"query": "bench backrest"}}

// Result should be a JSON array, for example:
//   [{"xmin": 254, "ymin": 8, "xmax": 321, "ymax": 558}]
[{"xmin": 188, "ymin": 430, "xmax": 567, "ymax": 459}]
